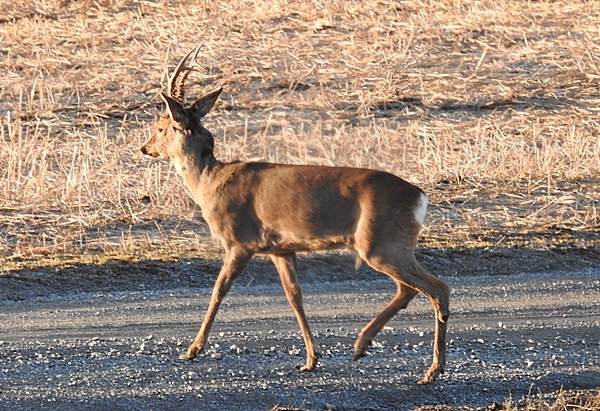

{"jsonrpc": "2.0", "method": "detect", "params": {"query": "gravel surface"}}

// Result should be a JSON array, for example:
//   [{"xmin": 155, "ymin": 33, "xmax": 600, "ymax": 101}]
[{"xmin": 1, "ymin": 268, "xmax": 599, "ymax": 410}]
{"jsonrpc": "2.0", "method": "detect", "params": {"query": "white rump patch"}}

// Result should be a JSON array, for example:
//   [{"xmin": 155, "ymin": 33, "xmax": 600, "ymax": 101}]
[{"xmin": 414, "ymin": 192, "xmax": 428, "ymax": 226}]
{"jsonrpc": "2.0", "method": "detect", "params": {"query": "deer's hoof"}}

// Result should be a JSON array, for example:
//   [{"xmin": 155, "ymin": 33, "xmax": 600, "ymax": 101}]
[
  {"xmin": 298, "ymin": 355, "xmax": 318, "ymax": 372},
  {"xmin": 417, "ymin": 367, "xmax": 443, "ymax": 385},
  {"xmin": 352, "ymin": 352, "xmax": 367, "ymax": 362},
  {"xmin": 179, "ymin": 352, "xmax": 196, "ymax": 360}
]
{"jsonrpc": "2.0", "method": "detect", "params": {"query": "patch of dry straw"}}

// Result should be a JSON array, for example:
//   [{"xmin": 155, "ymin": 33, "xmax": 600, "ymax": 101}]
[{"xmin": 0, "ymin": 0, "xmax": 599, "ymax": 266}]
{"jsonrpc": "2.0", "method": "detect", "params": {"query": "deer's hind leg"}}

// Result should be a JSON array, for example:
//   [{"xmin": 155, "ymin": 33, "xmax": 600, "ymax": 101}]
[
  {"xmin": 355, "ymin": 238, "xmax": 450, "ymax": 384},
  {"xmin": 271, "ymin": 252, "xmax": 320, "ymax": 371},
  {"xmin": 353, "ymin": 282, "xmax": 418, "ymax": 360}
]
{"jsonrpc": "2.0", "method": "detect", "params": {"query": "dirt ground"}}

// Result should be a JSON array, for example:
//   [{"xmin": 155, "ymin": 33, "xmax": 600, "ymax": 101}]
[
  {"xmin": 2, "ymin": 237, "xmax": 600, "ymax": 301},
  {"xmin": 1, "ymin": 247, "xmax": 600, "ymax": 410}
]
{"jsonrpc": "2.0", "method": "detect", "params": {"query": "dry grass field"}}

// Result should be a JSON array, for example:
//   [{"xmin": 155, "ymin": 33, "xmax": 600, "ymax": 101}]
[
  {"xmin": 1, "ymin": 0, "xmax": 599, "ymax": 271},
  {"xmin": 1, "ymin": 1, "xmax": 600, "ymax": 408}
]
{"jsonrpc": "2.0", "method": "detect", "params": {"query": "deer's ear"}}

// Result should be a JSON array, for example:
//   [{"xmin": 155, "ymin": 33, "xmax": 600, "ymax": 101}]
[
  {"xmin": 190, "ymin": 88, "xmax": 222, "ymax": 118},
  {"xmin": 160, "ymin": 93, "xmax": 188, "ymax": 125}
]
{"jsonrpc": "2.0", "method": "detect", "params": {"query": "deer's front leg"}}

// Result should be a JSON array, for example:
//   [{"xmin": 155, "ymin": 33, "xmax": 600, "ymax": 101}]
[
  {"xmin": 271, "ymin": 253, "xmax": 320, "ymax": 371},
  {"xmin": 180, "ymin": 247, "xmax": 252, "ymax": 360}
]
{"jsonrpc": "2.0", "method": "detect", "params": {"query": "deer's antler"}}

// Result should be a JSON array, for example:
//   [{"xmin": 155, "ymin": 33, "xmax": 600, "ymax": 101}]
[{"xmin": 167, "ymin": 43, "xmax": 204, "ymax": 104}]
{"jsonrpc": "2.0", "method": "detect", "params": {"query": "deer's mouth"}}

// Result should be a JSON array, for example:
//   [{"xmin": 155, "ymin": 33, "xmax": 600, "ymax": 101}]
[{"xmin": 140, "ymin": 145, "xmax": 160, "ymax": 157}]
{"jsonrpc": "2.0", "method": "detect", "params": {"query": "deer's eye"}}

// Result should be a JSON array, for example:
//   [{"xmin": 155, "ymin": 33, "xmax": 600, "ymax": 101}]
[{"xmin": 157, "ymin": 128, "xmax": 165, "ymax": 134}]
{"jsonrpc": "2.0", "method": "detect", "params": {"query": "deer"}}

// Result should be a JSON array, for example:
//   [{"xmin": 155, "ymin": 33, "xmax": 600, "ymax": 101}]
[{"xmin": 140, "ymin": 45, "xmax": 451, "ymax": 385}]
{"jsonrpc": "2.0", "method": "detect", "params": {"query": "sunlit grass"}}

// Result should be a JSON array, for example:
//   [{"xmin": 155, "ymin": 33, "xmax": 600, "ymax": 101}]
[{"xmin": 0, "ymin": 0, "xmax": 599, "ymax": 267}]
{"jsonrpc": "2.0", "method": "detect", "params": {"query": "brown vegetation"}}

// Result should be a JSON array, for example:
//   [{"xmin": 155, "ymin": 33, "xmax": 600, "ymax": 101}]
[
  {"xmin": 1, "ymin": 0, "xmax": 599, "ymax": 272},
  {"xmin": 270, "ymin": 389, "xmax": 600, "ymax": 411},
  {"xmin": 1, "ymin": 0, "xmax": 599, "ymax": 270}
]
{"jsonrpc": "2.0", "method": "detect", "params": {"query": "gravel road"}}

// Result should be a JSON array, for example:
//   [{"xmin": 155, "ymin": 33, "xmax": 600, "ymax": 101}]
[{"xmin": 1, "ymin": 268, "xmax": 599, "ymax": 410}]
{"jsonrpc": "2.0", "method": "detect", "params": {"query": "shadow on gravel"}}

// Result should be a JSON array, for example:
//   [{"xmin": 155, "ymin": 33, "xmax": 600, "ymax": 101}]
[
  {"xmin": 1, "ymin": 244, "xmax": 599, "ymax": 301},
  {"xmin": 2, "ymin": 370, "xmax": 600, "ymax": 411}
]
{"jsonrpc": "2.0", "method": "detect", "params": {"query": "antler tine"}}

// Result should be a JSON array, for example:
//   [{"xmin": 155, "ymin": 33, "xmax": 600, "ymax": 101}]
[{"xmin": 166, "ymin": 43, "xmax": 204, "ymax": 103}]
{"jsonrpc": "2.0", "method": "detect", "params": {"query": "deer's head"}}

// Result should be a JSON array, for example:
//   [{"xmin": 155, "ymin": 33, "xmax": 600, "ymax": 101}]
[{"xmin": 141, "ymin": 45, "xmax": 222, "ymax": 163}]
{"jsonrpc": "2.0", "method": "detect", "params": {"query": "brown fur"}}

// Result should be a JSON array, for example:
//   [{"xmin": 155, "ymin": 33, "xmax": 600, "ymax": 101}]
[{"xmin": 141, "ymin": 47, "xmax": 450, "ymax": 384}]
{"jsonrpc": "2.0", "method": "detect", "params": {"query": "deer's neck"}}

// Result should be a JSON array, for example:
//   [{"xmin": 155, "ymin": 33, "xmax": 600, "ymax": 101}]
[{"xmin": 172, "ymin": 152, "xmax": 221, "ymax": 193}]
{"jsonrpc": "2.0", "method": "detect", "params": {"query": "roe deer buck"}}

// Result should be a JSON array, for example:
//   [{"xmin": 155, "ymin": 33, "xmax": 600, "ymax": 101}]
[{"xmin": 141, "ymin": 45, "xmax": 450, "ymax": 384}]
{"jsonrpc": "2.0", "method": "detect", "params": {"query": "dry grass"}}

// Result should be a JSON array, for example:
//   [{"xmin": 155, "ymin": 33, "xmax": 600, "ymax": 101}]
[
  {"xmin": 270, "ymin": 389, "xmax": 600, "ymax": 410},
  {"xmin": 1, "ymin": 0, "xmax": 599, "ymax": 268},
  {"xmin": 502, "ymin": 389, "xmax": 600, "ymax": 411}
]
